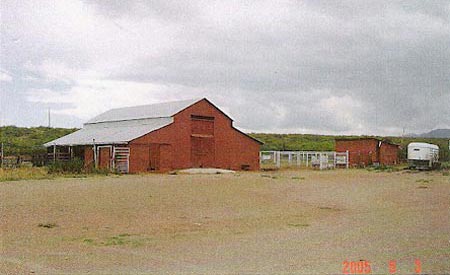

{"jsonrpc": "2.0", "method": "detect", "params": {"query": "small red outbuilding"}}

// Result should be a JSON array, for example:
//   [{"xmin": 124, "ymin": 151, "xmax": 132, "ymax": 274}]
[
  {"xmin": 45, "ymin": 98, "xmax": 262, "ymax": 173},
  {"xmin": 335, "ymin": 138, "xmax": 400, "ymax": 167}
]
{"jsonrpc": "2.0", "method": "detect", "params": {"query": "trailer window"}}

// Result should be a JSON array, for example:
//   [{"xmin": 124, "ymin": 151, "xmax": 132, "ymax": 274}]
[{"xmin": 413, "ymin": 149, "xmax": 420, "ymax": 151}]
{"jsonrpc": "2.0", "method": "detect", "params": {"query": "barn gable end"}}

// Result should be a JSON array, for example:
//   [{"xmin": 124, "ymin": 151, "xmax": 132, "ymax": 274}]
[{"xmin": 129, "ymin": 98, "xmax": 261, "ymax": 172}]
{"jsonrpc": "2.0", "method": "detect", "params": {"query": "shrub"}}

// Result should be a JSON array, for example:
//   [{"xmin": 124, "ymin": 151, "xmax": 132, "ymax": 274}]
[
  {"xmin": 439, "ymin": 162, "xmax": 450, "ymax": 170},
  {"xmin": 47, "ymin": 158, "xmax": 84, "ymax": 174}
]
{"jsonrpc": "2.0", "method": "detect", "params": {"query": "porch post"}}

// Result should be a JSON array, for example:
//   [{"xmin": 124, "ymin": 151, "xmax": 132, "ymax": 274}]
[
  {"xmin": 93, "ymin": 139, "xmax": 97, "ymax": 168},
  {"xmin": 53, "ymin": 144, "xmax": 56, "ymax": 162}
]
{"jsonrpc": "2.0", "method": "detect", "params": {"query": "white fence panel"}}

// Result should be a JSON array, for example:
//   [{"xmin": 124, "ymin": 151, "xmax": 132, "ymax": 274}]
[{"xmin": 260, "ymin": 150, "xmax": 349, "ymax": 169}]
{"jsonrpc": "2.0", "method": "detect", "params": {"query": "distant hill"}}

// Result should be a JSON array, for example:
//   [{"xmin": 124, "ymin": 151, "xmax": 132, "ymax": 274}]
[
  {"xmin": 414, "ymin": 129, "xmax": 450, "ymax": 138},
  {"xmin": 0, "ymin": 126, "xmax": 78, "ymax": 155}
]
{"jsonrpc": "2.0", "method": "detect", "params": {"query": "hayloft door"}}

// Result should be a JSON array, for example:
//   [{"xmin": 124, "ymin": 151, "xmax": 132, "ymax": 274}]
[{"xmin": 190, "ymin": 115, "xmax": 215, "ymax": 168}]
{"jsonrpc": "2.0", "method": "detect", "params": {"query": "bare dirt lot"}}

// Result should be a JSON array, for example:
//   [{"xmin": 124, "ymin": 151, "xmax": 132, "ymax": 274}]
[{"xmin": 1, "ymin": 169, "xmax": 449, "ymax": 274}]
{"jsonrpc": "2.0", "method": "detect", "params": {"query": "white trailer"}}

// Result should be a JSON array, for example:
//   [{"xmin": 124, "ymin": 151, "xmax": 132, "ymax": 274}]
[{"xmin": 407, "ymin": 142, "xmax": 439, "ymax": 170}]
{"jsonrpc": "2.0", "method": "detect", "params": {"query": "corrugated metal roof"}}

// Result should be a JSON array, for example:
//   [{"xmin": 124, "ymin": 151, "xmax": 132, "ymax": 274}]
[
  {"xmin": 44, "ymin": 117, "xmax": 173, "ymax": 146},
  {"xmin": 86, "ymin": 98, "xmax": 201, "ymax": 124}
]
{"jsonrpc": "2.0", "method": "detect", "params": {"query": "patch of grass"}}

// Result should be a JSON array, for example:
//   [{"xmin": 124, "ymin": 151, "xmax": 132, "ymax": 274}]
[
  {"xmin": 368, "ymin": 165, "xmax": 401, "ymax": 173},
  {"xmin": 83, "ymin": 238, "xmax": 94, "ymax": 244},
  {"xmin": 38, "ymin": 222, "xmax": 57, "ymax": 229},
  {"xmin": 291, "ymin": 176, "xmax": 305, "ymax": 180},
  {"xmin": 0, "ymin": 167, "xmax": 51, "ymax": 182},
  {"xmin": 416, "ymin": 179, "xmax": 432, "ymax": 183},
  {"xmin": 417, "ymin": 186, "xmax": 429, "ymax": 189},
  {"xmin": 443, "ymin": 171, "xmax": 450, "ymax": 176},
  {"xmin": 103, "ymin": 236, "xmax": 127, "ymax": 246},
  {"xmin": 287, "ymin": 223, "xmax": 310, "ymax": 227},
  {"xmin": 0, "ymin": 166, "xmax": 112, "ymax": 182},
  {"xmin": 95, "ymin": 233, "xmax": 138, "ymax": 246},
  {"xmin": 261, "ymin": 174, "xmax": 280, "ymax": 179},
  {"xmin": 318, "ymin": 206, "xmax": 341, "ymax": 211}
]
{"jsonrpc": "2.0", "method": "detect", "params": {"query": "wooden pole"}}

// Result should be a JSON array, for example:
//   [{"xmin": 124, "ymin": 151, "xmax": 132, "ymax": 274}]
[
  {"xmin": 0, "ymin": 142, "xmax": 3, "ymax": 168},
  {"xmin": 93, "ymin": 139, "xmax": 97, "ymax": 168},
  {"xmin": 53, "ymin": 144, "xmax": 56, "ymax": 162}
]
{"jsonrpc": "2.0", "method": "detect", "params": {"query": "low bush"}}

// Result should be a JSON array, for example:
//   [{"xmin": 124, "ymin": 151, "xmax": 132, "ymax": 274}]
[
  {"xmin": 439, "ymin": 161, "xmax": 450, "ymax": 170},
  {"xmin": 47, "ymin": 159, "xmax": 84, "ymax": 174}
]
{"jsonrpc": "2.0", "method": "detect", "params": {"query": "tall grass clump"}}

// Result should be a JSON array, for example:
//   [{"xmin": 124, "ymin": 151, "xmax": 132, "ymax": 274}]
[
  {"xmin": 0, "ymin": 167, "xmax": 50, "ymax": 182},
  {"xmin": 47, "ymin": 158, "xmax": 84, "ymax": 174}
]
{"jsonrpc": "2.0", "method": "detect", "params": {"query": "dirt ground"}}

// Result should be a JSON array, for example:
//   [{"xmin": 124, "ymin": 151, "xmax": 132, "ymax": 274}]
[{"xmin": 1, "ymin": 169, "xmax": 449, "ymax": 274}]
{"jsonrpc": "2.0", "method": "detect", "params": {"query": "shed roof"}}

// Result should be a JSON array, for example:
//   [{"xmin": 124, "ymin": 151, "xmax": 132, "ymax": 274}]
[{"xmin": 44, "ymin": 118, "xmax": 173, "ymax": 146}]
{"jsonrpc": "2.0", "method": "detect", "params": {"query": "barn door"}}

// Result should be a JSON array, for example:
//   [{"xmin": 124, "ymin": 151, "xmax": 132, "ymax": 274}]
[
  {"xmin": 190, "ymin": 115, "xmax": 215, "ymax": 168},
  {"xmin": 191, "ymin": 136, "xmax": 215, "ymax": 168},
  {"xmin": 149, "ymin": 144, "xmax": 160, "ymax": 171},
  {"xmin": 98, "ymin": 147, "xmax": 112, "ymax": 169}
]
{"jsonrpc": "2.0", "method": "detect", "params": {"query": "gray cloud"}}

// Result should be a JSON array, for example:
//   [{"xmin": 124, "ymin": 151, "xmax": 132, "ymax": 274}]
[{"xmin": 1, "ymin": 0, "xmax": 449, "ymax": 134}]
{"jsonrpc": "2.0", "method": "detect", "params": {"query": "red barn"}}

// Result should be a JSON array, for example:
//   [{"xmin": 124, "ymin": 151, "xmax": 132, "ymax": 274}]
[
  {"xmin": 335, "ymin": 138, "xmax": 400, "ymax": 167},
  {"xmin": 45, "ymin": 98, "xmax": 262, "ymax": 173}
]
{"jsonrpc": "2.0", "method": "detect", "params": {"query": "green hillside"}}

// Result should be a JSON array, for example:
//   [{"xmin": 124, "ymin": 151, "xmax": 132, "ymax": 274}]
[{"xmin": 0, "ymin": 126, "xmax": 78, "ymax": 156}]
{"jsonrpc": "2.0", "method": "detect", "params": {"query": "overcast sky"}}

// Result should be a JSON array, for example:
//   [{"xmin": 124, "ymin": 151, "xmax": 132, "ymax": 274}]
[{"xmin": 1, "ymin": 0, "xmax": 449, "ymax": 135}]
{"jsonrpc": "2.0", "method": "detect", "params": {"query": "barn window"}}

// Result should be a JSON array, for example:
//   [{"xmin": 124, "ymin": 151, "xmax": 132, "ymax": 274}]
[{"xmin": 191, "ymin": 115, "xmax": 215, "ymax": 121}]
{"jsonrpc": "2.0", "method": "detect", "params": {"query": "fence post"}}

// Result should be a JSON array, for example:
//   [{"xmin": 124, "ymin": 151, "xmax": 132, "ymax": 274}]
[
  {"xmin": 53, "ymin": 144, "xmax": 56, "ymax": 162},
  {"xmin": 333, "ymin": 152, "xmax": 336, "ymax": 168},
  {"xmin": 93, "ymin": 139, "xmax": 97, "ymax": 169},
  {"xmin": 276, "ymin": 151, "xmax": 281, "ymax": 168},
  {"xmin": 346, "ymin": 150, "xmax": 349, "ymax": 169}
]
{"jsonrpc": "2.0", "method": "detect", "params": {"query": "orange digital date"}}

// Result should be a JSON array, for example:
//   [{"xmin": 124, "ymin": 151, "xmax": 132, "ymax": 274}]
[{"xmin": 342, "ymin": 260, "xmax": 371, "ymax": 274}]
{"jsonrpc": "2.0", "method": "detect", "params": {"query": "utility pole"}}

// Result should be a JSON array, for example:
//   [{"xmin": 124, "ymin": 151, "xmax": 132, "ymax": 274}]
[
  {"xmin": 48, "ymin": 108, "xmax": 51, "ymax": 128},
  {"xmin": 1, "ymin": 142, "xmax": 3, "ymax": 168}
]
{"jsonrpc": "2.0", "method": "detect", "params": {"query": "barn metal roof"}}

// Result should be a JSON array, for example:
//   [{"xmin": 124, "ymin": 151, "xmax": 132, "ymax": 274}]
[
  {"xmin": 86, "ymin": 98, "xmax": 201, "ymax": 124},
  {"xmin": 44, "ymin": 117, "xmax": 173, "ymax": 146}
]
